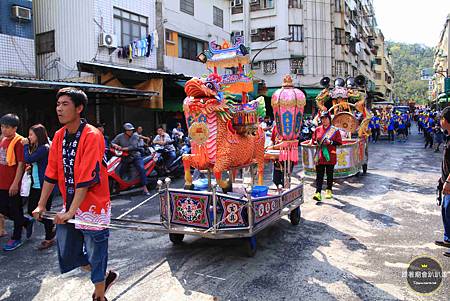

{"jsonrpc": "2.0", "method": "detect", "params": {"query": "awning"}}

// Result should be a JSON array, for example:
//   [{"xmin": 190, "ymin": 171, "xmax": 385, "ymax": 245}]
[
  {"xmin": 0, "ymin": 76, "xmax": 158, "ymax": 98},
  {"xmin": 265, "ymin": 87, "xmax": 322, "ymax": 99},
  {"xmin": 77, "ymin": 61, "xmax": 190, "ymax": 81}
]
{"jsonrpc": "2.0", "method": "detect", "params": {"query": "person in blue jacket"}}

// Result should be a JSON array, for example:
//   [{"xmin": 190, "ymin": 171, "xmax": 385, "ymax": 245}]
[
  {"xmin": 21, "ymin": 124, "xmax": 55, "ymax": 250},
  {"xmin": 370, "ymin": 113, "xmax": 381, "ymax": 143},
  {"xmin": 387, "ymin": 114, "xmax": 396, "ymax": 143},
  {"xmin": 424, "ymin": 114, "xmax": 434, "ymax": 149}
]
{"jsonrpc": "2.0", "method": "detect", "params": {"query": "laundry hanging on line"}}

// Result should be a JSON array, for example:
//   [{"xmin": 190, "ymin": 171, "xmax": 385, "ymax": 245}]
[{"xmin": 116, "ymin": 31, "xmax": 159, "ymax": 63}]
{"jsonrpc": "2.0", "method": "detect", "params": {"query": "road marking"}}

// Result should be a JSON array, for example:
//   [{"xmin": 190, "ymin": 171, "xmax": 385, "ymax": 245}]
[{"xmin": 193, "ymin": 272, "xmax": 226, "ymax": 281}]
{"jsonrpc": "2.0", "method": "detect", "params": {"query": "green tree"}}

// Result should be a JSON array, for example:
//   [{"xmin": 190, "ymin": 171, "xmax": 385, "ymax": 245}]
[{"xmin": 387, "ymin": 42, "xmax": 434, "ymax": 104}]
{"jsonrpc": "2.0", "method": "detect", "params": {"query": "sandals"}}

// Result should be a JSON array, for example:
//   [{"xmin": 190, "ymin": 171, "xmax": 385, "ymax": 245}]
[{"xmin": 37, "ymin": 239, "xmax": 55, "ymax": 250}]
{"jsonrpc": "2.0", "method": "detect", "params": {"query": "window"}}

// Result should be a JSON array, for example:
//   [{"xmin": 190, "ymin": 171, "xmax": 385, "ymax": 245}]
[
  {"xmin": 252, "ymin": 61, "xmax": 261, "ymax": 70},
  {"xmin": 113, "ymin": 8, "xmax": 148, "ymax": 46},
  {"xmin": 263, "ymin": 60, "xmax": 277, "ymax": 74},
  {"xmin": 36, "ymin": 30, "xmax": 55, "ymax": 54},
  {"xmin": 250, "ymin": 0, "xmax": 274, "ymax": 11},
  {"xmin": 288, "ymin": 0, "xmax": 302, "ymax": 8},
  {"xmin": 213, "ymin": 6, "xmax": 223, "ymax": 28},
  {"xmin": 251, "ymin": 27, "xmax": 275, "ymax": 42},
  {"xmin": 289, "ymin": 25, "xmax": 303, "ymax": 42},
  {"xmin": 290, "ymin": 58, "xmax": 304, "ymax": 75},
  {"xmin": 335, "ymin": 0, "xmax": 342, "ymax": 12},
  {"xmin": 166, "ymin": 29, "xmax": 175, "ymax": 43},
  {"xmin": 232, "ymin": 0, "xmax": 243, "ymax": 14},
  {"xmin": 335, "ymin": 60, "xmax": 347, "ymax": 76},
  {"xmin": 178, "ymin": 35, "xmax": 207, "ymax": 61},
  {"xmin": 335, "ymin": 28, "xmax": 345, "ymax": 45},
  {"xmin": 180, "ymin": 0, "xmax": 194, "ymax": 16},
  {"xmin": 375, "ymin": 72, "xmax": 382, "ymax": 80},
  {"xmin": 375, "ymin": 58, "xmax": 382, "ymax": 65}
]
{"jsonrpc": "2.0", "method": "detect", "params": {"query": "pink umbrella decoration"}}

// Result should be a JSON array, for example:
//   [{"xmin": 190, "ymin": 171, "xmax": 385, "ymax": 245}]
[{"xmin": 271, "ymin": 75, "xmax": 306, "ymax": 162}]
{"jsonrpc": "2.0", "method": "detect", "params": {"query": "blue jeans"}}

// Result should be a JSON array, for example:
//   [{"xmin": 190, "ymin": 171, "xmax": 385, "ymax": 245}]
[
  {"xmin": 56, "ymin": 224, "xmax": 109, "ymax": 284},
  {"xmin": 133, "ymin": 156, "xmax": 147, "ymax": 187},
  {"xmin": 443, "ymin": 195, "xmax": 450, "ymax": 242},
  {"xmin": 165, "ymin": 150, "xmax": 177, "ymax": 169}
]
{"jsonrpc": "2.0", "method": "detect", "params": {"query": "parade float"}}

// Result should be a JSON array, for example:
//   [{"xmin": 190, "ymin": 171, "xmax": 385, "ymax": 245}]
[
  {"xmin": 155, "ymin": 39, "xmax": 305, "ymax": 256},
  {"xmin": 301, "ymin": 76, "xmax": 371, "ymax": 178}
]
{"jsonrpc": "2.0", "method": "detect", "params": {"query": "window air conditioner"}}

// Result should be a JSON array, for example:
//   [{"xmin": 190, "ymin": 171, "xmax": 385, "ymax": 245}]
[
  {"xmin": 99, "ymin": 33, "xmax": 118, "ymax": 48},
  {"xmin": 233, "ymin": 0, "xmax": 243, "ymax": 6},
  {"xmin": 250, "ymin": 0, "xmax": 260, "ymax": 4},
  {"xmin": 11, "ymin": 6, "xmax": 31, "ymax": 20},
  {"xmin": 250, "ymin": 29, "xmax": 259, "ymax": 35}
]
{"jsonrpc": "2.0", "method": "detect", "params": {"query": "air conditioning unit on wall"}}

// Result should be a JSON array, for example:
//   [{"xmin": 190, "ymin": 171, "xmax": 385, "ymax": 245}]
[
  {"xmin": 11, "ymin": 6, "xmax": 31, "ymax": 20},
  {"xmin": 99, "ymin": 33, "xmax": 117, "ymax": 48}
]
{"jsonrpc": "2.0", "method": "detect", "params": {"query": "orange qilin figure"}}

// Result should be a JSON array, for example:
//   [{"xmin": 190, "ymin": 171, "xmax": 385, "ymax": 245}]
[{"xmin": 182, "ymin": 77, "xmax": 265, "ymax": 191}]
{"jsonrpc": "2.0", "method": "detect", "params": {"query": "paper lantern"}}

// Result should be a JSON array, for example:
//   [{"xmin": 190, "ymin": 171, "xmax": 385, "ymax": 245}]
[{"xmin": 271, "ymin": 74, "xmax": 306, "ymax": 162}]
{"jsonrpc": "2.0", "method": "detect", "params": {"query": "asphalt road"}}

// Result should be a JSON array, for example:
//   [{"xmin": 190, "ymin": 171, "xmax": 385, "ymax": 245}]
[{"xmin": 0, "ymin": 127, "xmax": 448, "ymax": 301}]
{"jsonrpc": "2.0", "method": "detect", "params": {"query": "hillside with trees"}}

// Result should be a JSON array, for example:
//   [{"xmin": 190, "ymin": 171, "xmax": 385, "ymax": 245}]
[{"xmin": 387, "ymin": 42, "xmax": 434, "ymax": 104}]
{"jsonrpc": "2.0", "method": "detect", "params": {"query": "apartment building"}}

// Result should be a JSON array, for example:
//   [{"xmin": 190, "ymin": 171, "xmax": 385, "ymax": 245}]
[
  {"xmin": 0, "ymin": 0, "xmax": 35, "ymax": 77},
  {"xmin": 432, "ymin": 14, "xmax": 450, "ymax": 105},
  {"xmin": 230, "ymin": 0, "xmax": 382, "ymax": 104},
  {"xmin": 162, "ymin": 0, "xmax": 231, "ymax": 76},
  {"xmin": 373, "ymin": 29, "xmax": 393, "ymax": 100}
]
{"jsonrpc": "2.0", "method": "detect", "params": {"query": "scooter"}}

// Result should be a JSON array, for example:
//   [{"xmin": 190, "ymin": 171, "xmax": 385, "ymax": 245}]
[
  {"xmin": 107, "ymin": 148, "xmax": 158, "ymax": 195},
  {"xmin": 149, "ymin": 138, "xmax": 190, "ymax": 178}
]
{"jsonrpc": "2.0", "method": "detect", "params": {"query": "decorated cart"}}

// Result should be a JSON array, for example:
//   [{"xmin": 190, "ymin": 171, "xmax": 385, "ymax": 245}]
[
  {"xmin": 157, "ymin": 40, "xmax": 305, "ymax": 256},
  {"xmin": 301, "ymin": 76, "xmax": 371, "ymax": 178}
]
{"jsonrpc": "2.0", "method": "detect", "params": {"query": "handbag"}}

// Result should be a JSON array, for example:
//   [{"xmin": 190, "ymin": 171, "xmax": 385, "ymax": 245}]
[{"xmin": 20, "ymin": 171, "xmax": 32, "ymax": 197}]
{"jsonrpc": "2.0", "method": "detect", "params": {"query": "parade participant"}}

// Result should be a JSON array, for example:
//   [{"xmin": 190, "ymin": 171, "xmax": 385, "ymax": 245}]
[
  {"xmin": 418, "ymin": 112, "xmax": 424, "ymax": 133},
  {"xmin": 22, "ymin": 124, "xmax": 55, "ymax": 250},
  {"xmin": 387, "ymin": 114, "xmax": 396, "ymax": 143},
  {"xmin": 111, "ymin": 123, "xmax": 150, "ymax": 195},
  {"xmin": 311, "ymin": 111, "xmax": 343, "ymax": 201},
  {"xmin": 397, "ymin": 114, "xmax": 406, "ymax": 143},
  {"xmin": 424, "ymin": 114, "xmax": 434, "ymax": 149},
  {"xmin": 370, "ymin": 113, "xmax": 381, "ymax": 143},
  {"xmin": 434, "ymin": 123, "xmax": 445, "ymax": 153},
  {"xmin": 32, "ymin": 88, "xmax": 118, "ymax": 301},
  {"xmin": 153, "ymin": 126, "xmax": 177, "ymax": 173},
  {"xmin": 436, "ymin": 107, "xmax": 450, "ymax": 256},
  {"xmin": 0, "ymin": 113, "xmax": 33, "ymax": 251}
]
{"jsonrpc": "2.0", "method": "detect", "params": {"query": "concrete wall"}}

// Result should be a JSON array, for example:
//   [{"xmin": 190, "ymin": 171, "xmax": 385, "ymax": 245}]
[{"xmin": 0, "ymin": 0, "xmax": 33, "ymax": 38}]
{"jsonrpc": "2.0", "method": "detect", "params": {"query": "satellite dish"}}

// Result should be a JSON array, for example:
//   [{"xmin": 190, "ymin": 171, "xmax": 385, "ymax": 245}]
[{"xmin": 320, "ymin": 77, "xmax": 331, "ymax": 88}]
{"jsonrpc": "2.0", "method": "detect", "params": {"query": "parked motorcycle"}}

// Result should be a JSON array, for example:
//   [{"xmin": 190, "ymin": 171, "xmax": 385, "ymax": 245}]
[
  {"xmin": 149, "ymin": 137, "xmax": 191, "ymax": 178},
  {"xmin": 107, "ymin": 148, "xmax": 158, "ymax": 195}
]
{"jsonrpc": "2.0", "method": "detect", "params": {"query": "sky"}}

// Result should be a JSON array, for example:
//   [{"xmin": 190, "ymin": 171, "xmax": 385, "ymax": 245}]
[{"xmin": 373, "ymin": 0, "xmax": 450, "ymax": 47}]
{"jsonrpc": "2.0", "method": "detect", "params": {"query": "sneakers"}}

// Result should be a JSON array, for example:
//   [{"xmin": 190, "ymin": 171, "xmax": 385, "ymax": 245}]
[
  {"xmin": 313, "ymin": 192, "xmax": 322, "ymax": 202},
  {"xmin": 325, "ymin": 189, "xmax": 333, "ymax": 199},
  {"xmin": 3, "ymin": 239, "xmax": 24, "ymax": 251},
  {"xmin": 25, "ymin": 217, "xmax": 35, "ymax": 239}
]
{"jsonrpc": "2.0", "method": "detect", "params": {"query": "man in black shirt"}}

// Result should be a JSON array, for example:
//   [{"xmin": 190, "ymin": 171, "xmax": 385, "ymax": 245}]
[{"xmin": 436, "ymin": 106, "xmax": 450, "ymax": 257}]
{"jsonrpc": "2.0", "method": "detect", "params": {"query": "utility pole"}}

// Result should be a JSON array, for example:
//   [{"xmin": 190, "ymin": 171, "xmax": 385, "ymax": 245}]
[{"xmin": 243, "ymin": 0, "xmax": 251, "ymax": 71}]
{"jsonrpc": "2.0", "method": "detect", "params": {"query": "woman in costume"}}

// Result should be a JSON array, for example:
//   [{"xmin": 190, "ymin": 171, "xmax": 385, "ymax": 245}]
[{"xmin": 310, "ymin": 111, "xmax": 343, "ymax": 202}]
